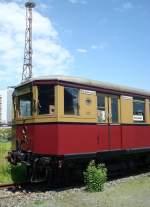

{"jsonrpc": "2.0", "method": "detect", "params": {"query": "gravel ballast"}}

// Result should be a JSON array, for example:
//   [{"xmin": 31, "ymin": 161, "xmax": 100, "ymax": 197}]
[{"xmin": 0, "ymin": 172, "xmax": 150, "ymax": 207}]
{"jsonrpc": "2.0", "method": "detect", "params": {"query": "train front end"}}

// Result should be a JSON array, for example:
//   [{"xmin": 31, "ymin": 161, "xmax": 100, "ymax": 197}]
[{"xmin": 8, "ymin": 78, "xmax": 61, "ymax": 181}]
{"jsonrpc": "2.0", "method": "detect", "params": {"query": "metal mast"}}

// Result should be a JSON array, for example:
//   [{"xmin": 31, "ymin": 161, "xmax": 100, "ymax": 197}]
[{"xmin": 22, "ymin": 0, "xmax": 36, "ymax": 82}]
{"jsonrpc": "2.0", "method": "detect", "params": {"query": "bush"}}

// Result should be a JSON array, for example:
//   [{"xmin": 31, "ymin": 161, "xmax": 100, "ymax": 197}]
[
  {"xmin": 84, "ymin": 160, "xmax": 107, "ymax": 192},
  {"xmin": 0, "ymin": 128, "xmax": 12, "ymax": 142},
  {"xmin": 0, "ymin": 163, "xmax": 27, "ymax": 184}
]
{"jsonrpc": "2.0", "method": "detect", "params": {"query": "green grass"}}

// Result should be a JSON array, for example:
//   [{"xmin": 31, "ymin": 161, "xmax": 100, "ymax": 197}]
[
  {"xmin": 0, "ymin": 127, "xmax": 12, "ymax": 142},
  {"xmin": 30, "ymin": 175, "xmax": 150, "ymax": 207},
  {"xmin": 0, "ymin": 141, "xmax": 12, "ymax": 184},
  {"xmin": 0, "ymin": 141, "xmax": 27, "ymax": 184}
]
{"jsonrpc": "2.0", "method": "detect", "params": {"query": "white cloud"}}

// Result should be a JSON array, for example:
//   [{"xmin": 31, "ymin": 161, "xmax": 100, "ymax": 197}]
[
  {"xmin": 122, "ymin": 2, "xmax": 133, "ymax": 10},
  {"xmin": 91, "ymin": 42, "xmax": 108, "ymax": 50},
  {"xmin": 69, "ymin": 0, "xmax": 78, "ymax": 3},
  {"xmin": 91, "ymin": 45, "xmax": 98, "ymax": 50},
  {"xmin": 39, "ymin": 3, "xmax": 49, "ymax": 10},
  {"xmin": 77, "ymin": 48, "xmax": 87, "ymax": 53},
  {"xmin": 68, "ymin": 0, "xmax": 87, "ymax": 5},
  {"xmin": 114, "ymin": 1, "xmax": 133, "ymax": 12},
  {"xmin": 0, "ymin": 1, "xmax": 73, "ymax": 88}
]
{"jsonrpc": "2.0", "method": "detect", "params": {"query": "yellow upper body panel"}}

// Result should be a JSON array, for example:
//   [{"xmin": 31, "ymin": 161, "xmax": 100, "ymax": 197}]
[{"xmin": 13, "ymin": 76, "xmax": 150, "ymax": 125}]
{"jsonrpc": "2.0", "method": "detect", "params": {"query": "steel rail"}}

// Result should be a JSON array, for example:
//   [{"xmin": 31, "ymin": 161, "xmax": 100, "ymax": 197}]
[{"xmin": 0, "ymin": 182, "xmax": 29, "ymax": 190}]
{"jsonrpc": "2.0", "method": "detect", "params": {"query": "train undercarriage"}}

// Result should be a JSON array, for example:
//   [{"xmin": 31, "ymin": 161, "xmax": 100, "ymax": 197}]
[{"xmin": 8, "ymin": 147, "xmax": 150, "ymax": 186}]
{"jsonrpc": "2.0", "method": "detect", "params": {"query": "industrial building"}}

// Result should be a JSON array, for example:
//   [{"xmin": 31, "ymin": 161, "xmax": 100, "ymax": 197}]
[
  {"xmin": 0, "ymin": 88, "xmax": 13, "ymax": 125},
  {"xmin": 0, "ymin": 95, "xmax": 2, "ymax": 124}
]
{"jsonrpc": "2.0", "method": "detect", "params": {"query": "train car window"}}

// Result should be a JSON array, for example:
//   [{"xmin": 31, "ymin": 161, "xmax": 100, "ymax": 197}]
[
  {"xmin": 64, "ymin": 87, "xmax": 79, "ymax": 115},
  {"xmin": 133, "ymin": 99, "xmax": 145, "ymax": 122},
  {"xmin": 38, "ymin": 85, "xmax": 54, "ymax": 115},
  {"xmin": 111, "ymin": 97, "xmax": 118, "ymax": 123},
  {"xmin": 97, "ymin": 94, "xmax": 106, "ymax": 122},
  {"xmin": 18, "ymin": 93, "xmax": 32, "ymax": 117}
]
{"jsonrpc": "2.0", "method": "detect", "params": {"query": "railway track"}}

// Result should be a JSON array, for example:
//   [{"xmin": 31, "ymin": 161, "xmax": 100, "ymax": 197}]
[
  {"xmin": 0, "ymin": 182, "xmax": 29, "ymax": 190},
  {"xmin": 0, "ymin": 168, "xmax": 149, "ymax": 203},
  {"xmin": 0, "ymin": 183, "xmax": 28, "ymax": 201},
  {"xmin": 0, "ymin": 162, "xmax": 150, "ymax": 191},
  {"xmin": 0, "ymin": 172, "xmax": 149, "ymax": 207}
]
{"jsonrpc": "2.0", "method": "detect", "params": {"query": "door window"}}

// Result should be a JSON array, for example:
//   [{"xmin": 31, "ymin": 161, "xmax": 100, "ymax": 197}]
[
  {"xmin": 111, "ymin": 97, "xmax": 119, "ymax": 123},
  {"xmin": 97, "ymin": 94, "xmax": 119, "ymax": 123},
  {"xmin": 97, "ymin": 94, "xmax": 106, "ymax": 123}
]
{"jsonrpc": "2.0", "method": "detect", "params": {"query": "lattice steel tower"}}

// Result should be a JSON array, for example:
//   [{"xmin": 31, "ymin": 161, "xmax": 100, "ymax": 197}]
[{"xmin": 22, "ymin": 0, "xmax": 36, "ymax": 81}]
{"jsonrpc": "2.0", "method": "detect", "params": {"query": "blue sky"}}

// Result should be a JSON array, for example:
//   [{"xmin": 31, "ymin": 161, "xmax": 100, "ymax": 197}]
[{"xmin": 0, "ymin": 0, "xmax": 150, "ymax": 90}]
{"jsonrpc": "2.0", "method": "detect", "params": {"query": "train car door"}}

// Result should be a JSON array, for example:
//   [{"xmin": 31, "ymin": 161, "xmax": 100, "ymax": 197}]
[
  {"xmin": 97, "ymin": 94, "xmax": 109, "ymax": 151},
  {"xmin": 97, "ymin": 94, "xmax": 121, "ymax": 151},
  {"xmin": 108, "ymin": 96, "xmax": 122, "ymax": 150}
]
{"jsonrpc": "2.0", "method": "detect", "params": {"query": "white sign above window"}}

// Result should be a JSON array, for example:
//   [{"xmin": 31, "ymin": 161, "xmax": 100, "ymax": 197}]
[
  {"xmin": 133, "ymin": 115, "xmax": 143, "ymax": 121},
  {"xmin": 81, "ymin": 89, "xmax": 96, "ymax": 95},
  {"xmin": 122, "ymin": 96, "xmax": 133, "ymax": 100}
]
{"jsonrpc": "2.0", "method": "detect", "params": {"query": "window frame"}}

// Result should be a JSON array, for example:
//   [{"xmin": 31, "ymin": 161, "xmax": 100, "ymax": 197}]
[
  {"xmin": 133, "ymin": 98, "xmax": 145, "ymax": 123},
  {"xmin": 37, "ymin": 84, "xmax": 55, "ymax": 116},
  {"xmin": 17, "ymin": 92, "xmax": 32, "ymax": 118},
  {"xmin": 64, "ymin": 87, "xmax": 80, "ymax": 116},
  {"xmin": 97, "ymin": 93, "xmax": 107, "ymax": 123},
  {"xmin": 110, "ymin": 95, "xmax": 119, "ymax": 124},
  {"xmin": 96, "ymin": 93, "xmax": 120, "ymax": 124}
]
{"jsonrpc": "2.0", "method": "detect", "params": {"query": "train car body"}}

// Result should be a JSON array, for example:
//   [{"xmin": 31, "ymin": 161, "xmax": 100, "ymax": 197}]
[{"xmin": 8, "ymin": 76, "xmax": 150, "ymax": 181}]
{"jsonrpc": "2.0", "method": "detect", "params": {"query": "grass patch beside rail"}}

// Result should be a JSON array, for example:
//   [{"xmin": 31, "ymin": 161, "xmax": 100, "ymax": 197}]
[
  {"xmin": 0, "ymin": 141, "xmax": 27, "ymax": 184},
  {"xmin": 30, "ymin": 174, "xmax": 150, "ymax": 207}
]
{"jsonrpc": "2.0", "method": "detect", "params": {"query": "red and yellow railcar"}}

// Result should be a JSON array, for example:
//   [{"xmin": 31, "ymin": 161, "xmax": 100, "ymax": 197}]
[{"xmin": 9, "ymin": 76, "xmax": 150, "ymax": 181}]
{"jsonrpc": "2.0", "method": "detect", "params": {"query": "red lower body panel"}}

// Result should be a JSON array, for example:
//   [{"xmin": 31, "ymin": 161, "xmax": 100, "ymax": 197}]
[
  {"xmin": 15, "ymin": 123, "xmax": 150, "ymax": 156},
  {"xmin": 122, "ymin": 125, "xmax": 150, "ymax": 149},
  {"xmin": 98, "ymin": 125, "xmax": 109, "ymax": 151},
  {"xmin": 57, "ymin": 124, "xmax": 98, "ymax": 154},
  {"xmin": 16, "ymin": 124, "xmax": 57, "ymax": 154}
]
